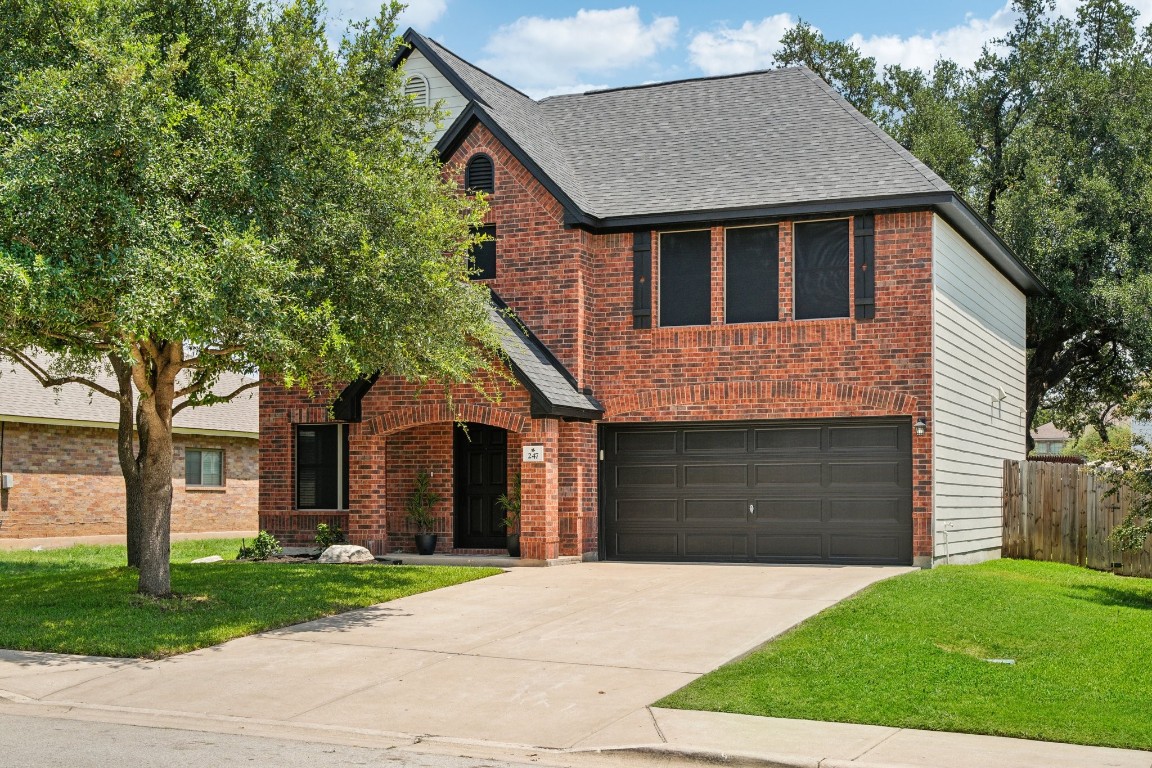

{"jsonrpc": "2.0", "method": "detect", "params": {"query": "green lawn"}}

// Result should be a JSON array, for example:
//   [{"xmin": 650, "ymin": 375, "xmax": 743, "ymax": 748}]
[
  {"xmin": 658, "ymin": 559, "xmax": 1152, "ymax": 751},
  {"xmin": 0, "ymin": 539, "xmax": 500, "ymax": 659}
]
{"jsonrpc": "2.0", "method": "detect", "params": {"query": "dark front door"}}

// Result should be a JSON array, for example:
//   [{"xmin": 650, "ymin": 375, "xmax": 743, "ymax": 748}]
[
  {"xmin": 454, "ymin": 423, "xmax": 508, "ymax": 549},
  {"xmin": 601, "ymin": 418, "xmax": 913, "ymax": 565}
]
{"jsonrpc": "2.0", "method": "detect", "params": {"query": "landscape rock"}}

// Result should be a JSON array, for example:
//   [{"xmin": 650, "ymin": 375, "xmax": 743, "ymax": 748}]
[
  {"xmin": 318, "ymin": 544, "xmax": 374, "ymax": 564},
  {"xmin": 191, "ymin": 555, "xmax": 224, "ymax": 563}
]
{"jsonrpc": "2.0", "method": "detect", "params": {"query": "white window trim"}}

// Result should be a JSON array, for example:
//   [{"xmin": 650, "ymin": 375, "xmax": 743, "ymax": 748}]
[{"xmin": 184, "ymin": 447, "xmax": 225, "ymax": 489}]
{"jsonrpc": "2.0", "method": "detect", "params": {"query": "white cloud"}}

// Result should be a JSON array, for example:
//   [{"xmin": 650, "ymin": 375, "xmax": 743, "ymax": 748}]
[
  {"xmin": 325, "ymin": 0, "xmax": 447, "ymax": 35},
  {"xmin": 395, "ymin": 0, "xmax": 448, "ymax": 30},
  {"xmin": 478, "ymin": 7, "xmax": 678, "ymax": 97},
  {"xmin": 848, "ymin": 6, "xmax": 1016, "ymax": 71},
  {"xmin": 688, "ymin": 14, "xmax": 795, "ymax": 75}
]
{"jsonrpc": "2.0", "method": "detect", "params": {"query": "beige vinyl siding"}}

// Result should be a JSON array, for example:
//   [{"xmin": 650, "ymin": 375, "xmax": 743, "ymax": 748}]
[
  {"xmin": 932, "ymin": 215, "xmax": 1027, "ymax": 564},
  {"xmin": 401, "ymin": 49, "xmax": 469, "ymax": 143}
]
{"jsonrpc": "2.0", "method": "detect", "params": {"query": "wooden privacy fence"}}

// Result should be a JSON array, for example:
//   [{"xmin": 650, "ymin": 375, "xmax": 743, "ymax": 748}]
[{"xmin": 1003, "ymin": 459, "xmax": 1152, "ymax": 578}]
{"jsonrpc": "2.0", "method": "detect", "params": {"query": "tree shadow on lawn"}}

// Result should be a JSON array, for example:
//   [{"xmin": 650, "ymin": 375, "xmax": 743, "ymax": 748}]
[{"xmin": 1065, "ymin": 582, "xmax": 1152, "ymax": 610}]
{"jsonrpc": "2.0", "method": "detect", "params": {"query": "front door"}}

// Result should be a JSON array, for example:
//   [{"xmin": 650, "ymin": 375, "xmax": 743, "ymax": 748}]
[{"xmin": 454, "ymin": 423, "xmax": 508, "ymax": 549}]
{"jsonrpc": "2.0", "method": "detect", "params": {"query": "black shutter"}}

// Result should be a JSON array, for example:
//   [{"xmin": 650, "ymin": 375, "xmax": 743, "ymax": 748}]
[
  {"xmin": 794, "ymin": 220, "xmax": 850, "ymax": 320},
  {"xmin": 659, "ymin": 230, "xmax": 711, "ymax": 326},
  {"xmin": 470, "ymin": 225, "xmax": 496, "ymax": 279},
  {"xmin": 632, "ymin": 231, "xmax": 652, "ymax": 329},
  {"xmin": 725, "ymin": 226, "xmax": 779, "ymax": 323},
  {"xmin": 296, "ymin": 424, "xmax": 340, "ymax": 510},
  {"xmin": 854, "ymin": 214, "xmax": 875, "ymax": 320},
  {"xmin": 465, "ymin": 154, "xmax": 494, "ymax": 193}
]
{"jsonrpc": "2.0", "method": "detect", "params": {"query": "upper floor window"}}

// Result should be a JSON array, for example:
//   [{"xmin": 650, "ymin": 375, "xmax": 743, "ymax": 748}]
[
  {"xmin": 296, "ymin": 424, "xmax": 348, "ymax": 510},
  {"xmin": 470, "ymin": 225, "xmax": 496, "ymax": 280},
  {"xmin": 465, "ymin": 154, "xmax": 495, "ymax": 193},
  {"xmin": 660, "ymin": 230, "xmax": 711, "ymax": 327},
  {"xmin": 404, "ymin": 74, "xmax": 430, "ymax": 108},
  {"xmin": 726, "ymin": 225, "xmax": 779, "ymax": 323},
  {"xmin": 794, "ymin": 219, "xmax": 850, "ymax": 320},
  {"xmin": 185, "ymin": 448, "xmax": 223, "ymax": 487}
]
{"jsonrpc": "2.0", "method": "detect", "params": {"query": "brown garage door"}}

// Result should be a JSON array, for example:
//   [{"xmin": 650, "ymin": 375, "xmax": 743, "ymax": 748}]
[{"xmin": 601, "ymin": 418, "xmax": 913, "ymax": 564}]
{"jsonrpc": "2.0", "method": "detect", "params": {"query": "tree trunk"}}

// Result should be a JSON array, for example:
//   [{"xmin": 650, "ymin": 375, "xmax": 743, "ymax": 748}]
[
  {"xmin": 131, "ymin": 344, "xmax": 180, "ymax": 598},
  {"xmin": 109, "ymin": 353, "xmax": 143, "ymax": 567}
]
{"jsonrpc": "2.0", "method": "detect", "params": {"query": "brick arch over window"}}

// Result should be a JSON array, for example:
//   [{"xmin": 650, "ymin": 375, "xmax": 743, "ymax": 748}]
[
  {"xmin": 364, "ymin": 403, "xmax": 527, "ymax": 436},
  {"xmin": 602, "ymin": 379, "xmax": 919, "ymax": 420}
]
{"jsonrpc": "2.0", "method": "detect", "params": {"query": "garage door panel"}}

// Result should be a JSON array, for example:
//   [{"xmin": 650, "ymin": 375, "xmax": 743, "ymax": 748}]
[
  {"xmin": 755, "ymin": 498, "xmax": 823, "ymax": 521},
  {"xmin": 754, "ymin": 427, "xmax": 822, "ymax": 451},
  {"xmin": 617, "ymin": 464, "xmax": 678, "ymax": 487},
  {"xmin": 828, "ymin": 497, "xmax": 904, "ymax": 523},
  {"xmin": 828, "ymin": 424, "xmax": 902, "ymax": 450},
  {"xmin": 829, "ymin": 533, "xmax": 904, "ymax": 561},
  {"xmin": 602, "ymin": 418, "xmax": 912, "ymax": 565},
  {"xmin": 614, "ymin": 499, "xmax": 678, "ymax": 522},
  {"xmin": 614, "ymin": 430, "xmax": 677, "ymax": 454},
  {"xmin": 755, "ymin": 462, "xmax": 823, "ymax": 486},
  {"xmin": 828, "ymin": 461, "xmax": 902, "ymax": 485},
  {"xmin": 685, "ymin": 534, "xmax": 749, "ymax": 557},
  {"xmin": 684, "ymin": 464, "xmax": 748, "ymax": 486},
  {"xmin": 684, "ymin": 499, "xmax": 748, "ymax": 521},
  {"xmin": 614, "ymin": 532, "xmax": 679, "ymax": 557},
  {"xmin": 684, "ymin": 429, "xmax": 747, "ymax": 452},
  {"xmin": 754, "ymin": 533, "xmax": 824, "ymax": 560}
]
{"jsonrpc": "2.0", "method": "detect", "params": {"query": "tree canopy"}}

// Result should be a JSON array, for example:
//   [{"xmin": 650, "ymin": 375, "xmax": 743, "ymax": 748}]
[{"xmin": 0, "ymin": 0, "xmax": 499, "ymax": 596}]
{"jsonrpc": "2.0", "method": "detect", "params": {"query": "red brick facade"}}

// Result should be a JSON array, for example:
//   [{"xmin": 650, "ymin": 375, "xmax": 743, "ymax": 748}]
[
  {"xmin": 0, "ymin": 421, "xmax": 257, "ymax": 539},
  {"xmin": 259, "ymin": 122, "xmax": 936, "ymax": 562}
]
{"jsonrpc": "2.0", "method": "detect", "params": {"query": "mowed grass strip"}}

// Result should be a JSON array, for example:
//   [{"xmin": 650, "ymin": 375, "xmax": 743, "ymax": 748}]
[
  {"xmin": 0, "ymin": 539, "xmax": 501, "ymax": 658},
  {"xmin": 657, "ymin": 559, "xmax": 1152, "ymax": 751}
]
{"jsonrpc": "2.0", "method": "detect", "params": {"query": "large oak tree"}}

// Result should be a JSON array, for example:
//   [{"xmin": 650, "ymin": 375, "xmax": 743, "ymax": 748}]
[{"xmin": 0, "ymin": 0, "xmax": 499, "ymax": 596}]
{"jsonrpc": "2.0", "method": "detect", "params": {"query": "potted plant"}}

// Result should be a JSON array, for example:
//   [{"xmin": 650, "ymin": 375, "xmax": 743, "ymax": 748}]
[
  {"xmin": 495, "ymin": 472, "xmax": 521, "ymax": 557},
  {"xmin": 406, "ymin": 470, "xmax": 441, "ymax": 555}
]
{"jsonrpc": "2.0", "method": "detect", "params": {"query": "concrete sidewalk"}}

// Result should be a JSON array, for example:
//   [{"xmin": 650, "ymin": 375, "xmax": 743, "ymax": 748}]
[{"xmin": 0, "ymin": 562, "xmax": 1148, "ymax": 767}]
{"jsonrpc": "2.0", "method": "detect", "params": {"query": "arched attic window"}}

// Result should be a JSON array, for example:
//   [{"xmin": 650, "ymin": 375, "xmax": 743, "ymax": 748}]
[
  {"xmin": 404, "ymin": 74, "xmax": 429, "ymax": 108},
  {"xmin": 465, "ymin": 154, "xmax": 495, "ymax": 193}
]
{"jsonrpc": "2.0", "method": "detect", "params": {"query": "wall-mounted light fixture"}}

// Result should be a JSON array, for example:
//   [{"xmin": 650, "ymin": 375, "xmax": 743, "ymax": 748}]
[{"xmin": 914, "ymin": 418, "xmax": 928, "ymax": 437}]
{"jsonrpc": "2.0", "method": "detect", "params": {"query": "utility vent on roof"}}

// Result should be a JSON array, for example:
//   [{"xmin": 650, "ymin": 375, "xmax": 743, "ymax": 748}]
[
  {"xmin": 466, "ymin": 154, "xmax": 495, "ymax": 193},
  {"xmin": 404, "ymin": 74, "xmax": 429, "ymax": 107}
]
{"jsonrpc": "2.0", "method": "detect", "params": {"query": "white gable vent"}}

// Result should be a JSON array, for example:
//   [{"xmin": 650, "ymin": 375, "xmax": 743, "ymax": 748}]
[{"xmin": 404, "ymin": 74, "xmax": 429, "ymax": 107}]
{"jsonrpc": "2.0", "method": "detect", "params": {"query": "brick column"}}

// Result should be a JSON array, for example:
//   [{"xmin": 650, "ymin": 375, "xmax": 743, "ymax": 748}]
[
  {"xmin": 348, "ymin": 426, "xmax": 388, "ymax": 555},
  {"xmin": 520, "ymin": 417, "xmax": 559, "ymax": 561}
]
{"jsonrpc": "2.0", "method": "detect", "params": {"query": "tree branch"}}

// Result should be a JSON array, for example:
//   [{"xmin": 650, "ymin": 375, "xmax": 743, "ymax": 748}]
[
  {"xmin": 0, "ymin": 346, "xmax": 125, "ymax": 402},
  {"xmin": 172, "ymin": 378, "xmax": 261, "ymax": 415}
]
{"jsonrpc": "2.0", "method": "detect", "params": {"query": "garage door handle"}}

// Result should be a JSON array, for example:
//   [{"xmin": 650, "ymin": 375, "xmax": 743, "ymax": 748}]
[{"xmin": 749, "ymin": 504, "xmax": 755, "ymax": 515}]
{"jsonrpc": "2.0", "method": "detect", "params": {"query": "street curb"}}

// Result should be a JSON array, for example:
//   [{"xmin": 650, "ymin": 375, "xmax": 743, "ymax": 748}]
[{"xmin": 579, "ymin": 745, "xmax": 926, "ymax": 768}]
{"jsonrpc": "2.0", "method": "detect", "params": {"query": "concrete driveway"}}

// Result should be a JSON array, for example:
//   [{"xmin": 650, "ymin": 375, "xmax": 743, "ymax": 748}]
[{"xmin": 0, "ymin": 562, "xmax": 911, "ymax": 749}]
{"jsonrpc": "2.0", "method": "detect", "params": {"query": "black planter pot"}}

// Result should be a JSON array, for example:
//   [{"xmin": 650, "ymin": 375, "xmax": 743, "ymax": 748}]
[
  {"xmin": 415, "ymin": 533, "xmax": 438, "ymax": 555},
  {"xmin": 506, "ymin": 533, "xmax": 521, "ymax": 558}
]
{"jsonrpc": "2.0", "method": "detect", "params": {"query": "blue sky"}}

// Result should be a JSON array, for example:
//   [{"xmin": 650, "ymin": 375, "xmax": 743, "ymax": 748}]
[{"xmin": 327, "ymin": 1, "xmax": 1152, "ymax": 97}]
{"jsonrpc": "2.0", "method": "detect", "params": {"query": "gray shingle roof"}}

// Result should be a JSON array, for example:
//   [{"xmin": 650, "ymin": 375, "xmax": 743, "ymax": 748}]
[
  {"xmin": 0, "ymin": 356, "xmax": 258, "ymax": 436},
  {"xmin": 489, "ymin": 303, "xmax": 601, "ymax": 419},
  {"xmin": 539, "ymin": 68, "xmax": 951, "ymax": 219},
  {"xmin": 419, "ymin": 32, "xmax": 948, "ymax": 220}
]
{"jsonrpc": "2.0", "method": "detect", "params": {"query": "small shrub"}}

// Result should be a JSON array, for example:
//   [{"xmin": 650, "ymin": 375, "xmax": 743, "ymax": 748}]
[
  {"xmin": 406, "ymin": 470, "xmax": 441, "ymax": 534},
  {"xmin": 315, "ymin": 522, "xmax": 345, "ymax": 549},
  {"xmin": 238, "ymin": 531, "xmax": 282, "ymax": 561}
]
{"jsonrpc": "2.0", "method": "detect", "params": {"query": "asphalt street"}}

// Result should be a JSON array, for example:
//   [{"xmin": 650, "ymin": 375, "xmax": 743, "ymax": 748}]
[{"xmin": 0, "ymin": 713, "xmax": 584, "ymax": 768}]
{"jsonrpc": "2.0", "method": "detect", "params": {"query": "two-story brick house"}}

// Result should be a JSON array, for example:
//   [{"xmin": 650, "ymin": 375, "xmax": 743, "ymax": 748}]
[{"xmin": 258, "ymin": 30, "xmax": 1043, "ymax": 567}]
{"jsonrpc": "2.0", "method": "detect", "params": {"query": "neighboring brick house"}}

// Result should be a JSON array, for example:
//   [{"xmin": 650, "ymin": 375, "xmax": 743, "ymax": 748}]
[
  {"xmin": 259, "ymin": 30, "xmax": 1044, "ymax": 566},
  {"xmin": 0, "ymin": 358, "xmax": 257, "ymax": 542}
]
